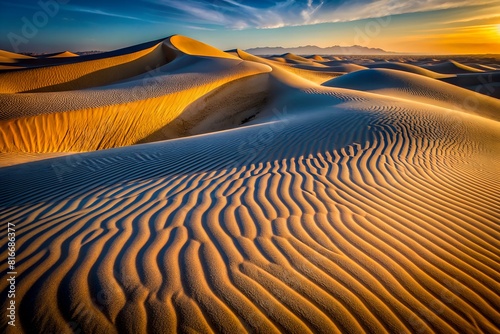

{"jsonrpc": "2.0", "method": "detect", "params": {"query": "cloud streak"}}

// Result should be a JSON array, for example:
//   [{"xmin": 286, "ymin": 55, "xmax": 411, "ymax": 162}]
[
  {"xmin": 63, "ymin": 5, "xmax": 158, "ymax": 23},
  {"xmin": 146, "ymin": 0, "xmax": 499, "ymax": 29}
]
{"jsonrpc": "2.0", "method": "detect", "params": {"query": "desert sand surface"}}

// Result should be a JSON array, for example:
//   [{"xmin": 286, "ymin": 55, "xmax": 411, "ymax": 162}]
[{"xmin": 1, "ymin": 36, "xmax": 500, "ymax": 333}]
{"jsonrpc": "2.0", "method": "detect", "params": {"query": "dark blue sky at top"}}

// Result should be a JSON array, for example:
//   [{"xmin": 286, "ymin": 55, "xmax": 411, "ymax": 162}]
[{"xmin": 0, "ymin": 0, "xmax": 497, "ymax": 53}]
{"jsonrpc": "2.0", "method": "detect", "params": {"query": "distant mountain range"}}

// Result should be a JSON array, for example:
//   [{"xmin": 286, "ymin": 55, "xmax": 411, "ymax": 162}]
[{"xmin": 245, "ymin": 45, "xmax": 393, "ymax": 56}]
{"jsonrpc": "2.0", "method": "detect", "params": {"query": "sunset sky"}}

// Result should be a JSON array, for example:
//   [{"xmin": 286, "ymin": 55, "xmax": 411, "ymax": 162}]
[{"xmin": 1, "ymin": 0, "xmax": 499, "ymax": 54}]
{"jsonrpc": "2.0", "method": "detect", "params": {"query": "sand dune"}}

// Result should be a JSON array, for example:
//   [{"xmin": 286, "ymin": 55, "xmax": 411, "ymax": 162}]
[
  {"xmin": 282, "ymin": 53, "xmax": 313, "ymax": 62},
  {"xmin": 46, "ymin": 51, "xmax": 79, "ymax": 58},
  {"xmin": 1, "ymin": 36, "xmax": 500, "ymax": 333},
  {"xmin": 0, "ymin": 41, "xmax": 170, "ymax": 93},
  {"xmin": 0, "ymin": 37, "xmax": 270, "ymax": 153},
  {"xmin": 323, "ymin": 63, "xmax": 367, "ymax": 73},
  {"xmin": 0, "ymin": 49, "xmax": 34, "ymax": 63},
  {"xmin": 170, "ymin": 35, "xmax": 238, "ymax": 60},
  {"xmin": 440, "ymin": 72, "xmax": 500, "ymax": 98},
  {"xmin": 421, "ymin": 60, "xmax": 485, "ymax": 74},
  {"xmin": 0, "ymin": 65, "xmax": 26, "ymax": 71},
  {"xmin": 236, "ymin": 50, "xmax": 341, "ymax": 84},
  {"xmin": 365, "ymin": 62, "xmax": 451, "ymax": 79},
  {"xmin": 324, "ymin": 68, "xmax": 500, "ymax": 121},
  {"xmin": 35, "ymin": 51, "xmax": 80, "ymax": 59},
  {"xmin": 307, "ymin": 55, "xmax": 326, "ymax": 61},
  {"xmin": 267, "ymin": 54, "xmax": 327, "ymax": 68},
  {"xmin": 269, "ymin": 56, "xmax": 287, "ymax": 63}
]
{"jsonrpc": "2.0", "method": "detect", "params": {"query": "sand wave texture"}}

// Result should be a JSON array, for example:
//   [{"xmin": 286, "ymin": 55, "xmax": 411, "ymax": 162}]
[{"xmin": 1, "ymin": 36, "xmax": 500, "ymax": 333}]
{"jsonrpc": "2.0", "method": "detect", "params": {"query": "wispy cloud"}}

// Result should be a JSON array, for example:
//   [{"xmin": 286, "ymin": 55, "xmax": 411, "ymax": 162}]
[
  {"xmin": 185, "ymin": 25, "xmax": 216, "ymax": 31},
  {"xmin": 145, "ymin": 0, "xmax": 499, "ymax": 29},
  {"xmin": 63, "ymin": 5, "xmax": 158, "ymax": 23},
  {"xmin": 442, "ymin": 14, "xmax": 500, "ymax": 26}
]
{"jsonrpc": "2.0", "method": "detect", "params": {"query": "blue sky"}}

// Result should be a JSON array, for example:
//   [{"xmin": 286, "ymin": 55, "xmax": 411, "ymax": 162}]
[{"xmin": 1, "ymin": 0, "xmax": 499, "ymax": 53}]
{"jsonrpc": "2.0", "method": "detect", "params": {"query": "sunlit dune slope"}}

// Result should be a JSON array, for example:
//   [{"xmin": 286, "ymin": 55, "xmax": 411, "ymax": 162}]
[
  {"xmin": 0, "ymin": 41, "xmax": 170, "ymax": 93},
  {"xmin": 169, "ymin": 35, "xmax": 239, "ymax": 60},
  {"xmin": 0, "ymin": 36, "xmax": 271, "ymax": 153}
]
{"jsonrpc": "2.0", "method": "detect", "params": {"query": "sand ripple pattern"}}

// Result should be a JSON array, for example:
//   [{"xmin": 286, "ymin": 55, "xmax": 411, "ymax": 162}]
[{"xmin": 1, "ymin": 104, "xmax": 500, "ymax": 333}]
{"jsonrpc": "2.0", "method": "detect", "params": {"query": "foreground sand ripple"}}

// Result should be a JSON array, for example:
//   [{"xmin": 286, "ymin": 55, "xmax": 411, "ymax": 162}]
[{"xmin": 1, "ymin": 94, "xmax": 499, "ymax": 333}]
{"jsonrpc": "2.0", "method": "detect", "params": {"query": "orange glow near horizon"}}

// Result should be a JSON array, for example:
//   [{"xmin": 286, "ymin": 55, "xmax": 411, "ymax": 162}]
[
  {"xmin": 383, "ymin": 22, "xmax": 500, "ymax": 54},
  {"xmin": 437, "ymin": 24, "xmax": 500, "ymax": 54}
]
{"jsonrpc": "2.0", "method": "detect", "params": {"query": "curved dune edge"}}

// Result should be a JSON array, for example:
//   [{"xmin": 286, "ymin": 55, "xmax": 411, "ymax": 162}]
[
  {"xmin": 236, "ymin": 49, "xmax": 341, "ymax": 84},
  {"xmin": 0, "ymin": 49, "xmax": 34, "ymax": 63},
  {"xmin": 323, "ymin": 63, "xmax": 367, "ymax": 73},
  {"xmin": 139, "ymin": 73, "xmax": 271, "ymax": 141},
  {"xmin": 421, "ymin": 60, "xmax": 485, "ymax": 74},
  {"xmin": 365, "ymin": 62, "xmax": 451, "ymax": 79},
  {"xmin": 0, "ymin": 42, "xmax": 170, "ymax": 93},
  {"xmin": 0, "ymin": 90, "xmax": 499, "ymax": 333},
  {"xmin": 169, "ymin": 35, "xmax": 239, "ymax": 60}
]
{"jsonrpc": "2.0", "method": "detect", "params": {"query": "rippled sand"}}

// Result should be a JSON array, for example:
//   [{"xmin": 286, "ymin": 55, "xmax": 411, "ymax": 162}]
[{"xmin": 1, "ymin": 36, "xmax": 499, "ymax": 333}]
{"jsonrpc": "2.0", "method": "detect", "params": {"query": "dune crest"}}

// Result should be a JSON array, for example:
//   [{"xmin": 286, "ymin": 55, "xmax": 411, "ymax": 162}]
[
  {"xmin": 46, "ymin": 51, "xmax": 79, "ymax": 58},
  {"xmin": 308, "ymin": 55, "xmax": 325, "ymax": 61},
  {"xmin": 169, "ymin": 35, "xmax": 239, "ymax": 60}
]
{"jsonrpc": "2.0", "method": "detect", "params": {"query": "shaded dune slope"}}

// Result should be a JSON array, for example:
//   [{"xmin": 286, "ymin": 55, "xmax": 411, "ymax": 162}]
[
  {"xmin": 421, "ymin": 60, "xmax": 485, "ymax": 74},
  {"xmin": 0, "ymin": 50, "xmax": 35, "ymax": 63},
  {"xmin": 440, "ymin": 72, "xmax": 500, "ymax": 99},
  {"xmin": 365, "ymin": 62, "xmax": 451, "ymax": 79}
]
